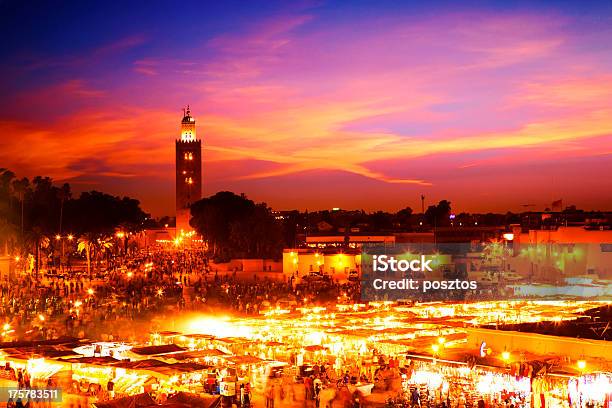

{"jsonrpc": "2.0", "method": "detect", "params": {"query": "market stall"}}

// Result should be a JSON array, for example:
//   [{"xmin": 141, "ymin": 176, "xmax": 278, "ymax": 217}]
[{"xmin": 568, "ymin": 372, "xmax": 612, "ymax": 408}]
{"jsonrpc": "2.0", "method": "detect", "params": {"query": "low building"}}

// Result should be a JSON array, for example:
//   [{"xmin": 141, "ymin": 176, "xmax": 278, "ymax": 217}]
[
  {"xmin": 508, "ymin": 226, "xmax": 612, "ymax": 279},
  {"xmin": 282, "ymin": 249, "xmax": 360, "ymax": 281},
  {"xmin": 0, "ymin": 255, "xmax": 16, "ymax": 282},
  {"xmin": 305, "ymin": 234, "xmax": 395, "ymax": 249}
]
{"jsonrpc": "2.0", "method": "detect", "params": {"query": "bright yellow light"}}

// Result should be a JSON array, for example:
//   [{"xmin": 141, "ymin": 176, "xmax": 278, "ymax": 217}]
[
  {"xmin": 74, "ymin": 300, "xmax": 82, "ymax": 308},
  {"xmin": 577, "ymin": 360, "xmax": 586, "ymax": 370},
  {"xmin": 3, "ymin": 323, "xmax": 10, "ymax": 331},
  {"xmin": 67, "ymin": 234, "xmax": 74, "ymax": 240},
  {"xmin": 432, "ymin": 344, "xmax": 440, "ymax": 353},
  {"xmin": 38, "ymin": 314, "xmax": 45, "ymax": 321},
  {"xmin": 184, "ymin": 316, "xmax": 253, "ymax": 338},
  {"xmin": 157, "ymin": 288, "xmax": 164, "ymax": 297},
  {"xmin": 26, "ymin": 357, "xmax": 62, "ymax": 379},
  {"xmin": 306, "ymin": 331, "xmax": 325, "ymax": 345},
  {"xmin": 438, "ymin": 336, "xmax": 445, "ymax": 345},
  {"xmin": 503, "ymin": 233, "xmax": 514, "ymax": 241},
  {"xmin": 502, "ymin": 351, "xmax": 511, "ymax": 361},
  {"xmin": 14, "ymin": 256, "xmax": 20, "ymax": 262},
  {"xmin": 55, "ymin": 234, "xmax": 61, "ymax": 240},
  {"xmin": 87, "ymin": 288, "xmax": 94, "ymax": 296},
  {"xmin": 127, "ymin": 271, "xmax": 133, "ymax": 278},
  {"xmin": 116, "ymin": 232, "xmax": 125, "ymax": 238}
]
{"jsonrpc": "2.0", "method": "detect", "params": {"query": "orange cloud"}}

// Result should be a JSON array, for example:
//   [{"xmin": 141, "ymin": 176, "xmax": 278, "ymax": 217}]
[{"xmin": 2, "ymin": 9, "xmax": 611, "ymax": 214}]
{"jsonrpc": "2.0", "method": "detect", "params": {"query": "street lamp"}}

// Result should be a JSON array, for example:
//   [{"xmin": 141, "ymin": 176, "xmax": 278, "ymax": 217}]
[
  {"xmin": 53, "ymin": 234, "xmax": 75, "ymax": 272},
  {"xmin": 501, "ymin": 351, "xmax": 511, "ymax": 364}
]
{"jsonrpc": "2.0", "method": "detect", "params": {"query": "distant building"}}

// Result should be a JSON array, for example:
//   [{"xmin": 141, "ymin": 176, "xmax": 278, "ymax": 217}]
[
  {"xmin": 175, "ymin": 106, "xmax": 202, "ymax": 236},
  {"xmin": 507, "ymin": 226, "xmax": 612, "ymax": 279},
  {"xmin": 303, "ymin": 232, "xmax": 434, "ymax": 249},
  {"xmin": 434, "ymin": 226, "xmax": 506, "ymax": 243},
  {"xmin": 0, "ymin": 254, "xmax": 16, "ymax": 282},
  {"xmin": 283, "ymin": 249, "xmax": 360, "ymax": 281},
  {"xmin": 305, "ymin": 234, "xmax": 396, "ymax": 249},
  {"xmin": 521, "ymin": 226, "xmax": 612, "ymax": 244}
]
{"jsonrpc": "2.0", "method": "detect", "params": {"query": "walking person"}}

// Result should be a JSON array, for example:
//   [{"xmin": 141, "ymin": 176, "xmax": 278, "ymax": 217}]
[{"xmin": 265, "ymin": 382, "xmax": 276, "ymax": 408}]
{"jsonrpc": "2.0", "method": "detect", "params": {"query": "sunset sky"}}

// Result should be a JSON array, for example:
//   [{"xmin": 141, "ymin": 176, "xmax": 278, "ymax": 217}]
[{"xmin": 1, "ymin": 0, "xmax": 611, "ymax": 216}]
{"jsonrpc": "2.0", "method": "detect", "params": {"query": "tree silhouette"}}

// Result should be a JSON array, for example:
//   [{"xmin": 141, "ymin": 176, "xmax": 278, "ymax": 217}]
[
  {"xmin": 425, "ymin": 200, "xmax": 452, "ymax": 227},
  {"xmin": 0, "ymin": 169, "xmax": 148, "ymax": 271},
  {"xmin": 190, "ymin": 192, "xmax": 283, "ymax": 260}
]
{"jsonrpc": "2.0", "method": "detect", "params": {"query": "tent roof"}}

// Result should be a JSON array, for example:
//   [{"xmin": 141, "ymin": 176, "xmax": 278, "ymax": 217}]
[
  {"xmin": 93, "ymin": 392, "xmax": 156, "ymax": 408},
  {"xmin": 131, "ymin": 344, "xmax": 186, "ymax": 356},
  {"xmin": 167, "ymin": 392, "xmax": 221, "ymax": 408}
]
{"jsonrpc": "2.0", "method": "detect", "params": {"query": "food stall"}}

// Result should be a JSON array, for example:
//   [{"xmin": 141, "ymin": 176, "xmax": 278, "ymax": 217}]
[
  {"xmin": 568, "ymin": 372, "xmax": 612, "ymax": 408},
  {"xmin": 0, "ymin": 353, "xmax": 67, "ymax": 385},
  {"xmin": 402, "ymin": 359, "xmax": 532, "ymax": 408},
  {"xmin": 62, "ymin": 356, "xmax": 149, "ymax": 396}
]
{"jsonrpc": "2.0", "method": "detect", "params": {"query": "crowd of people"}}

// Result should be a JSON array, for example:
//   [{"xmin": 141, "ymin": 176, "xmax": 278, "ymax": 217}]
[
  {"xmin": 0, "ymin": 248, "xmax": 361, "ymax": 343},
  {"xmin": 0, "ymin": 248, "xmax": 525, "ymax": 408}
]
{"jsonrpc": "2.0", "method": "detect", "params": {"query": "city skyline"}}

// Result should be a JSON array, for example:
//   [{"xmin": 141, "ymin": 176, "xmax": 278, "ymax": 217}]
[{"xmin": 1, "ymin": 1, "xmax": 612, "ymax": 216}]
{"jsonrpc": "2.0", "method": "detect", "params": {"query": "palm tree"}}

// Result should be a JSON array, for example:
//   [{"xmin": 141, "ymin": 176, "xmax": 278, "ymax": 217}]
[
  {"xmin": 0, "ymin": 219, "xmax": 18, "ymax": 256},
  {"xmin": 22, "ymin": 227, "xmax": 50, "ymax": 275},
  {"xmin": 58, "ymin": 183, "xmax": 71, "ymax": 234},
  {"xmin": 11, "ymin": 177, "xmax": 29, "ymax": 237},
  {"xmin": 78, "ymin": 234, "xmax": 96, "ymax": 277},
  {"xmin": 78, "ymin": 234, "xmax": 113, "ymax": 278},
  {"xmin": 94, "ymin": 237, "xmax": 113, "ymax": 273},
  {"xmin": 0, "ymin": 170, "xmax": 18, "ymax": 257}
]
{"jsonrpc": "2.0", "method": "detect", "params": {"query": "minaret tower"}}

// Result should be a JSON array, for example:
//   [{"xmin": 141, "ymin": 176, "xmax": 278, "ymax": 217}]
[{"xmin": 175, "ymin": 105, "xmax": 202, "ymax": 236}]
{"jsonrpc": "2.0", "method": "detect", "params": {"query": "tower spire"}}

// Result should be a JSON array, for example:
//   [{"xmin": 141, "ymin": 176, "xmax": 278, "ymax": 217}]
[
  {"xmin": 180, "ymin": 104, "xmax": 196, "ymax": 141},
  {"xmin": 175, "ymin": 105, "xmax": 202, "ymax": 236}
]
